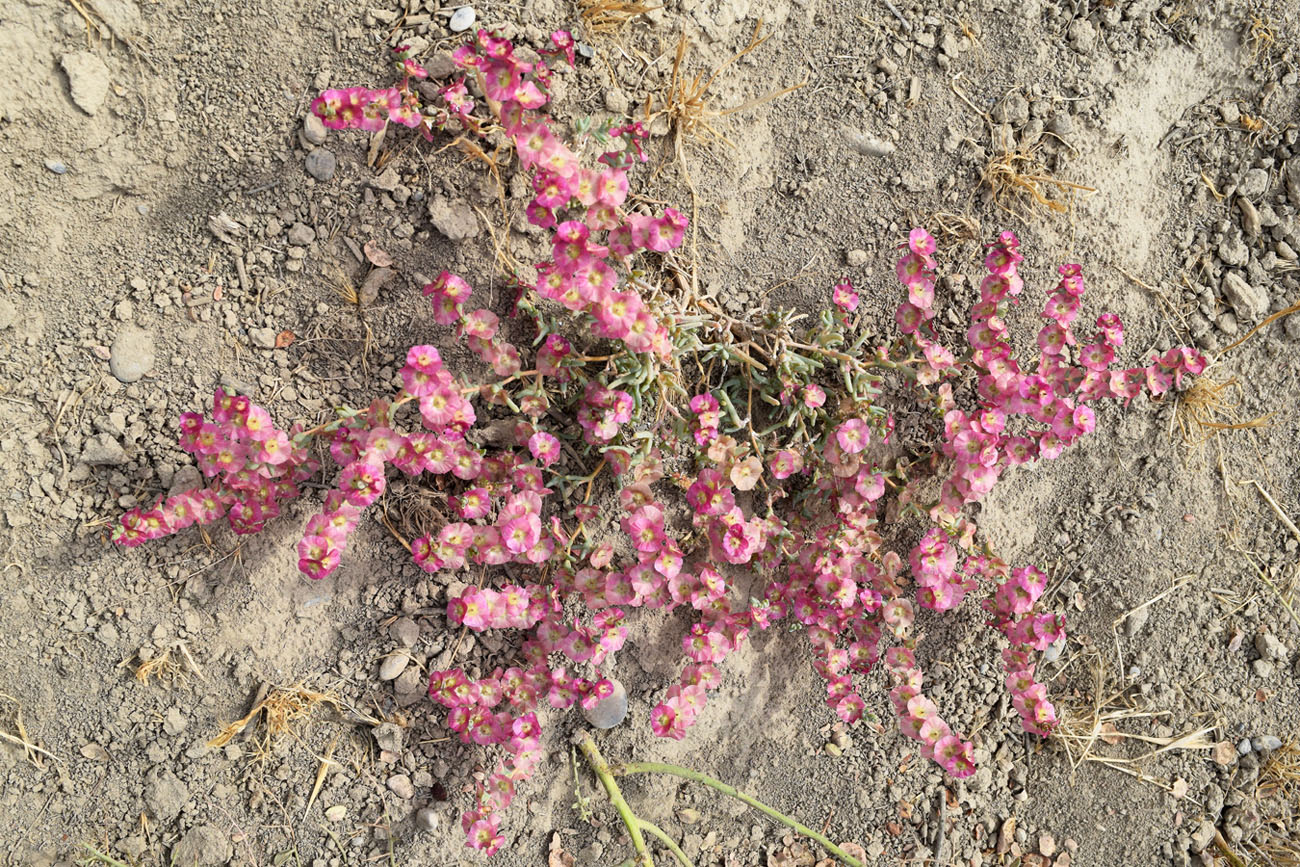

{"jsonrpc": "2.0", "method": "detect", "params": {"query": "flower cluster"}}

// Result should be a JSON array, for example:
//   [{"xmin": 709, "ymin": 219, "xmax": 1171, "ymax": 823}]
[
  {"xmin": 113, "ymin": 389, "xmax": 318, "ymax": 546},
  {"xmin": 114, "ymin": 27, "xmax": 1214, "ymax": 859}
]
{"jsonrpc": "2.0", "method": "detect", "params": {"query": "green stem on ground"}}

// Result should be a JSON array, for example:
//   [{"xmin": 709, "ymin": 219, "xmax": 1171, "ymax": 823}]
[
  {"xmin": 577, "ymin": 734, "xmax": 654, "ymax": 867},
  {"xmin": 638, "ymin": 819, "xmax": 694, "ymax": 867},
  {"xmin": 613, "ymin": 761, "xmax": 864, "ymax": 867}
]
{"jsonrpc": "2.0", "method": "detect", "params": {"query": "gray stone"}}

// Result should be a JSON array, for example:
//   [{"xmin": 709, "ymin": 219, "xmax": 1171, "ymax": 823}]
[
  {"xmin": 1221, "ymin": 272, "xmax": 1268, "ymax": 321},
  {"xmin": 163, "ymin": 707, "xmax": 187, "ymax": 736},
  {"xmin": 373, "ymin": 722, "xmax": 404, "ymax": 754},
  {"xmin": 302, "ymin": 113, "xmax": 327, "ymax": 146},
  {"xmin": 287, "ymin": 223, "xmax": 316, "ymax": 246},
  {"xmin": 109, "ymin": 326, "xmax": 155, "ymax": 382},
  {"xmin": 581, "ymin": 679, "xmax": 628, "ymax": 729},
  {"xmin": 993, "ymin": 92, "xmax": 1030, "ymax": 126},
  {"xmin": 1237, "ymin": 738, "xmax": 1253, "ymax": 756},
  {"xmin": 427, "ymin": 195, "xmax": 480, "ymax": 241},
  {"xmin": 61, "ymin": 52, "xmax": 111, "ymax": 116},
  {"xmin": 414, "ymin": 808, "xmax": 439, "ymax": 832},
  {"xmin": 305, "ymin": 148, "xmax": 337, "ymax": 182},
  {"xmin": 1254, "ymin": 631, "xmax": 1289, "ymax": 662},
  {"xmin": 1218, "ymin": 233, "xmax": 1249, "ymax": 267},
  {"xmin": 1238, "ymin": 167, "xmax": 1269, "ymax": 199},
  {"xmin": 170, "ymin": 824, "xmax": 232, "ymax": 867},
  {"xmin": 1252, "ymin": 735, "xmax": 1283, "ymax": 752},
  {"xmin": 81, "ymin": 433, "xmax": 127, "ymax": 466},
  {"xmin": 1067, "ymin": 18, "xmax": 1096, "ymax": 52},
  {"xmin": 842, "ymin": 128, "xmax": 895, "ymax": 157},
  {"xmin": 0, "ymin": 297, "xmax": 15, "ymax": 330},
  {"xmin": 168, "ymin": 465, "xmax": 203, "ymax": 496},
  {"xmin": 846, "ymin": 249, "xmax": 869, "ymax": 267},
  {"xmin": 390, "ymin": 617, "xmax": 419, "ymax": 647},
  {"xmin": 448, "ymin": 6, "xmax": 475, "ymax": 32},
  {"xmin": 1124, "ymin": 606, "xmax": 1150, "ymax": 637},
  {"xmin": 1047, "ymin": 113, "xmax": 1073, "ymax": 137},
  {"xmin": 1190, "ymin": 820, "xmax": 1216, "ymax": 853},
  {"xmin": 45, "ymin": 159, "xmax": 67, "ymax": 174},
  {"xmin": 1252, "ymin": 659, "xmax": 1275, "ymax": 678},
  {"xmin": 144, "ymin": 767, "xmax": 189, "ymax": 823},
  {"xmin": 248, "ymin": 327, "xmax": 276, "ymax": 350},
  {"xmin": 387, "ymin": 773, "xmax": 415, "ymax": 799},
  {"xmin": 379, "ymin": 652, "xmax": 409, "ymax": 681},
  {"xmin": 370, "ymin": 167, "xmax": 400, "ymax": 192}
]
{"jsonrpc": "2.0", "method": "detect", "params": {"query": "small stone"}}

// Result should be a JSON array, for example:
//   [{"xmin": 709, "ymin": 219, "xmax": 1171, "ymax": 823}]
[
  {"xmin": 287, "ymin": 223, "xmax": 316, "ymax": 246},
  {"xmin": 303, "ymin": 113, "xmax": 327, "ymax": 145},
  {"xmin": 1213, "ymin": 741, "xmax": 1238, "ymax": 765},
  {"xmin": 62, "ymin": 52, "xmax": 111, "ymax": 115},
  {"xmin": 1238, "ymin": 167, "xmax": 1269, "ymax": 199},
  {"xmin": 993, "ymin": 92, "xmax": 1030, "ymax": 125},
  {"xmin": 45, "ymin": 159, "xmax": 67, "ymax": 174},
  {"xmin": 0, "ymin": 297, "xmax": 15, "ymax": 330},
  {"xmin": 846, "ymin": 249, "xmax": 868, "ymax": 267},
  {"xmin": 390, "ymin": 617, "xmax": 419, "ymax": 647},
  {"xmin": 997, "ymin": 818, "xmax": 1016, "ymax": 855},
  {"xmin": 305, "ymin": 148, "xmax": 337, "ymax": 182},
  {"xmin": 1278, "ymin": 241, "xmax": 1297, "ymax": 261},
  {"xmin": 1237, "ymin": 738, "xmax": 1254, "ymax": 756},
  {"xmin": 1039, "ymin": 834, "xmax": 1056, "ymax": 858},
  {"xmin": 324, "ymin": 805, "xmax": 347, "ymax": 822},
  {"xmin": 581, "ymin": 679, "xmax": 627, "ymax": 729},
  {"xmin": 823, "ymin": 742, "xmax": 842, "ymax": 757},
  {"xmin": 1190, "ymin": 820, "xmax": 1216, "ymax": 853},
  {"xmin": 387, "ymin": 773, "xmax": 415, "ymax": 799},
  {"xmin": 604, "ymin": 88, "xmax": 629, "ymax": 115},
  {"xmin": 1067, "ymin": 18, "xmax": 1096, "ymax": 52},
  {"xmin": 1047, "ymin": 113, "xmax": 1073, "ymax": 137},
  {"xmin": 1124, "ymin": 606, "xmax": 1149, "ymax": 637},
  {"xmin": 109, "ymin": 326, "xmax": 155, "ymax": 382},
  {"xmin": 163, "ymin": 707, "xmax": 187, "ymax": 736},
  {"xmin": 82, "ymin": 433, "xmax": 127, "ymax": 466},
  {"xmin": 1254, "ymin": 631, "xmax": 1288, "ymax": 662},
  {"xmin": 842, "ymin": 128, "xmax": 895, "ymax": 157},
  {"xmin": 678, "ymin": 808, "xmax": 701, "ymax": 825},
  {"xmin": 370, "ymin": 167, "xmax": 400, "ymax": 192},
  {"xmin": 170, "ymin": 825, "xmax": 232, "ymax": 867},
  {"xmin": 1218, "ymin": 234, "xmax": 1249, "ymax": 267},
  {"xmin": 249, "ymin": 327, "xmax": 277, "ymax": 350},
  {"xmin": 114, "ymin": 298, "xmax": 134, "ymax": 320},
  {"xmin": 428, "ymin": 195, "xmax": 480, "ymax": 241},
  {"xmin": 414, "ymin": 808, "xmax": 439, "ymax": 832},
  {"xmin": 379, "ymin": 652, "xmax": 409, "ymax": 681},
  {"xmin": 1221, "ymin": 272, "xmax": 1268, "ymax": 321},
  {"xmin": 1252, "ymin": 735, "xmax": 1282, "ymax": 752},
  {"xmin": 1217, "ymin": 311, "xmax": 1238, "ymax": 336},
  {"xmin": 1219, "ymin": 102, "xmax": 1240, "ymax": 124},
  {"xmin": 448, "ymin": 6, "xmax": 475, "ymax": 31},
  {"xmin": 145, "ymin": 768, "xmax": 189, "ymax": 823},
  {"xmin": 1252, "ymin": 659, "xmax": 1275, "ymax": 678},
  {"xmin": 373, "ymin": 722, "xmax": 404, "ymax": 753}
]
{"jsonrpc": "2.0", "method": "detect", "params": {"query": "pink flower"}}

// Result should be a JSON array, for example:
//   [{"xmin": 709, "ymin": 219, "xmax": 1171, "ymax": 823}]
[
  {"xmin": 527, "ymin": 431, "xmax": 561, "ymax": 466},
  {"xmin": 832, "ymin": 279, "xmax": 860, "ymax": 312},
  {"xmin": 834, "ymin": 418, "xmax": 870, "ymax": 454}
]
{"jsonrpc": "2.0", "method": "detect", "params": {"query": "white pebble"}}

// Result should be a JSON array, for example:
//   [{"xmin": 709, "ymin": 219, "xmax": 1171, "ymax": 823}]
[{"xmin": 449, "ymin": 6, "xmax": 475, "ymax": 32}]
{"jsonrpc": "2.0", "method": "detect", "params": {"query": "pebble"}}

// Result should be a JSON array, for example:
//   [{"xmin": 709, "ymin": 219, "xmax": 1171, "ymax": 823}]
[
  {"xmin": 379, "ymin": 652, "xmax": 409, "ymax": 681},
  {"xmin": 44, "ymin": 159, "xmax": 67, "ymax": 174},
  {"xmin": 1252, "ymin": 659, "xmax": 1275, "ymax": 678},
  {"xmin": 427, "ymin": 195, "xmax": 480, "ymax": 241},
  {"xmin": 287, "ymin": 223, "xmax": 316, "ymax": 246},
  {"xmin": 305, "ymin": 148, "xmax": 337, "ymax": 182},
  {"xmin": 415, "ymin": 808, "xmax": 439, "ymax": 832},
  {"xmin": 61, "ymin": 51, "xmax": 111, "ymax": 115},
  {"xmin": 370, "ymin": 167, "xmax": 400, "ymax": 192},
  {"xmin": 1252, "ymin": 735, "xmax": 1283, "ymax": 752},
  {"xmin": 1039, "ymin": 834, "xmax": 1056, "ymax": 858},
  {"xmin": 448, "ymin": 6, "xmax": 475, "ymax": 31},
  {"xmin": 1190, "ymin": 820, "xmax": 1216, "ymax": 853},
  {"xmin": 1254, "ymin": 631, "xmax": 1289, "ymax": 662},
  {"xmin": 1220, "ymin": 272, "xmax": 1268, "ymax": 320},
  {"xmin": 109, "ymin": 326, "xmax": 155, "ymax": 383},
  {"xmin": 1237, "ymin": 738, "xmax": 1254, "ymax": 756},
  {"xmin": 1124, "ymin": 606, "xmax": 1150, "ymax": 637},
  {"xmin": 390, "ymin": 617, "xmax": 419, "ymax": 647},
  {"xmin": 324, "ymin": 805, "xmax": 347, "ymax": 822},
  {"xmin": 387, "ymin": 774, "xmax": 415, "ymax": 799},
  {"xmin": 1238, "ymin": 167, "xmax": 1268, "ymax": 199},
  {"xmin": 846, "ymin": 249, "xmax": 868, "ymax": 267},
  {"xmin": 1218, "ymin": 234, "xmax": 1249, "ymax": 267},
  {"xmin": 163, "ymin": 707, "xmax": 187, "ymax": 736},
  {"xmin": 303, "ymin": 113, "xmax": 327, "ymax": 146},
  {"xmin": 373, "ymin": 722, "xmax": 404, "ymax": 753},
  {"xmin": 581, "ymin": 679, "xmax": 627, "ymax": 729},
  {"xmin": 249, "ymin": 327, "xmax": 277, "ymax": 350},
  {"xmin": 169, "ymin": 825, "xmax": 232, "ymax": 867},
  {"xmin": 81, "ymin": 433, "xmax": 127, "ymax": 466},
  {"xmin": 842, "ymin": 128, "xmax": 896, "ymax": 157}
]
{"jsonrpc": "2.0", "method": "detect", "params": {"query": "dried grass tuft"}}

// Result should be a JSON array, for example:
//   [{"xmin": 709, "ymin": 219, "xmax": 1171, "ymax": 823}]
[
  {"xmin": 982, "ymin": 146, "xmax": 1097, "ymax": 219},
  {"xmin": 1252, "ymin": 736, "xmax": 1300, "ymax": 865},
  {"xmin": 207, "ymin": 682, "xmax": 345, "ymax": 752},
  {"xmin": 121, "ymin": 641, "xmax": 205, "ymax": 688},
  {"xmin": 1174, "ymin": 375, "xmax": 1273, "ymax": 447},
  {"xmin": 578, "ymin": 0, "xmax": 659, "ymax": 36}
]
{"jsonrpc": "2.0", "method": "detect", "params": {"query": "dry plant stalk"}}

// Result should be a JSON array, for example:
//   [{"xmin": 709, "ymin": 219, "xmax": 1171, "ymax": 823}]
[
  {"xmin": 1174, "ymin": 375, "xmax": 1272, "ymax": 446},
  {"xmin": 983, "ymin": 146, "xmax": 1097, "ymax": 219},
  {"xmin": 1253, "ymin": 737, "xmax": 1300, "ymax": 865},
  {"xmin": 123, "ymin": 641, "xmax": 205, "ymax": 687},
  {"xmin": 0, "ymin": 692, "xmax": 59, "ymax": 768},
  {"xmin": 578, "ymin": 0, "xmax": 659, "ymax": 36},
  {"xmin": 207, "ymin": 683, "xmax": 345, "ymax": 750}
]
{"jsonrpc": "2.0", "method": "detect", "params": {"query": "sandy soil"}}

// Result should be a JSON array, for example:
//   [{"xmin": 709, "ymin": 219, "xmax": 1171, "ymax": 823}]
[{"xmin": 1, "ymin": 0, "xmax": 1299, "ymax": 865}]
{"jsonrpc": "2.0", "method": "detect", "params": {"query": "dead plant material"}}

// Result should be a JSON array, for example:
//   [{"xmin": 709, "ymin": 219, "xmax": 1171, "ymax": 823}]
[
  {"xmin": 1218, "ymin": 298, "xmax": 1300, "ymax": 356},
  {"xmin": 923, "ymin": 210, "xmax": 980, "ymax": 246},
  {"xmin": 0, "ymin": 692, "xmax": 60, "ymax": 768},
  {"xmin": 207, "ymin": 682, "xmax": 345, "ymax": 751},
  {"xmin": 1253, "ymin": 737, "xmax": 1300, "ymax": 865},
  {"xmin": 1174, "ymin": 375, "xmax": 1272, "ymax": 446},
  {"xmin": 122, "ymin": 641, "xmax": 206, "ymax": 687},
  {"xmin": 578, "ymin": 0, "xmax": 659, "ymax": 36},
  {"xmin": 650, "ymin": 21, "xmax": 806, "ymax": 159},
  {"xmin": 1054, "ymin": 648, "xmax": 1214, "ymax": 791},
  {"xmin": 983, "ymin": 146, "xmax": 1096, "ymax": 219}
]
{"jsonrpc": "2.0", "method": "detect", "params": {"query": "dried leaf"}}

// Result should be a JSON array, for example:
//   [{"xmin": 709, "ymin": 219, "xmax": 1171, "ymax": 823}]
[
  {"xmin": 1227, "ymin": 629, "xmax": 1244, "ymax": 652},
  {"xmin": 363, "ymin": 241, "xmax": 393, "ymax": 267},
  {"xmin": 1099, "ymin": 723, "xmax": 1122, "ymax": 746},
  {"xmin": 275, "ymin": 330, "xmax": 296, "ymax": 349}
]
